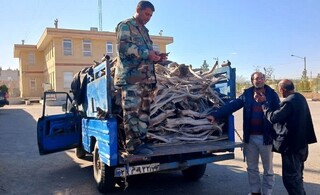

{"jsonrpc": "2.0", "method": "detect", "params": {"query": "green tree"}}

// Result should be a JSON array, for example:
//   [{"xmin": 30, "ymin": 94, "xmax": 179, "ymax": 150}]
[
  {"xmin": 201, "ymin": 60, "xmax": 209, "ymax": 72},
  {"xmin": 236, "ymin": 75, "xmax": 250, "ymax": 95},
  {"xmin": 263, "ymin": 66, "xmax": 274, "ymax": 80},
  {"xmin": 0, "ymin": 84, "xmax": 8, "ymax": 93}
]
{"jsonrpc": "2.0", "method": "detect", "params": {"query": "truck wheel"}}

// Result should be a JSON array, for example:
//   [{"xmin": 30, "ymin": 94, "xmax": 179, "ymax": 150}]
[
  {"xmin": 75, "ymin": 146, "xmax": 86, "ymax": 159},
  {"xmin": 181, "ymin": 164, "xmax": 207, "ymax": 181},
  {"xmin": 93, "ymin": 142, "xmax": 116, "ymax": 193}
]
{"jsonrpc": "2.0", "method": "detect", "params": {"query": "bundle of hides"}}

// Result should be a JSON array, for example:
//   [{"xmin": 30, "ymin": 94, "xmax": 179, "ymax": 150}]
[{"xmin": 147, "ymin": 62, "xmax": 228, "ymax": 144}]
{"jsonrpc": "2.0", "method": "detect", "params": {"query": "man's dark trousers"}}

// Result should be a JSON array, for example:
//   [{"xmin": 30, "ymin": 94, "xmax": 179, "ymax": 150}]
[{"xmin": 281, "ymin": 147, "xmax": 308, "ymax": 195}]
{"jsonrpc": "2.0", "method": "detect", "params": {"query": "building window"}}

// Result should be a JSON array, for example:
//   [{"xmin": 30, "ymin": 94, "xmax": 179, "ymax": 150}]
[
  {"xmin": 83, "ymin": 40, "xmax": 91, "ymax": 56},
  {"xmin": 153, "ymin": 44, "xmax": 160, "ymax": 52},
  {"xmin": 63, "ymin": 39, "xmax": 72, "ymax": 56},
  {"xmin": 63, "ymin": 72, "xmax": 73, "ymax": 88},
  {"xmin": 106, "ymin": 42, "xmax": 113, "ymax": 57},
  {"xmin": 30, "ymin": 79, "xmax": 36, "ymax": 90},
  {"xmin": 28, "ymin": 52, "xmax": 35, "ymax": 65}
]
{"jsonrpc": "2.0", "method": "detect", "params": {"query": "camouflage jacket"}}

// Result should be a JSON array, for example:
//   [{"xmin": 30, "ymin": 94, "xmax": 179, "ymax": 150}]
[{"xmin": 114, "ymin": 17, "xmax": 156, "ymax": 86}]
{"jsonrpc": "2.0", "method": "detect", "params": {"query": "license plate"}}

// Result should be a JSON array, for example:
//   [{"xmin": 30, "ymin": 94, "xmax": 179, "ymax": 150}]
[{"xmin": 115, "ymin": 163, "xmax": 160, "ymax": 177}]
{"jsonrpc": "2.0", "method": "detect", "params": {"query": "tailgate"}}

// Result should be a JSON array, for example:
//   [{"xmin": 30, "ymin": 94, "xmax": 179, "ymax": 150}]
[
  {"xmin": 120, "ymin": 138, "xmax": 243, "ymax": 163},
  {"xmin": 151, "ymin": 140, "xmax": 242, "ymax": 156}
]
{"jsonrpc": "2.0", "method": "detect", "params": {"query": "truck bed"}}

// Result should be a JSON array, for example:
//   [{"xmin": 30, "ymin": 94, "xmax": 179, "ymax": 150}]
[{"xmin": 120, "ymin": 138, "xmax": 243, "ymax": 164}]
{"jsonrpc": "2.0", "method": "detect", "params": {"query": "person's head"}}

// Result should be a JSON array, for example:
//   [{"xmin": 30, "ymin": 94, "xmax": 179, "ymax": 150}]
[
  {"xmin": 251, "ymin": 71, "xmax": 265, "ymax": 89},
  {"xmin": 278, "ymin": 79, "xmax": 295, "ymax": 98},
  {"xmin": 134, "ymin": 1, "xmax": 155, "ymax": 26}
]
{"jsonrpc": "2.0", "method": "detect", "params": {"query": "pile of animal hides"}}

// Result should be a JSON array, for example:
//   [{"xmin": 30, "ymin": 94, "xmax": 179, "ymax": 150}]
[
  {"xmin": 143, "ymin": 62, "xmax": 230, "ymax": 144},
  {"xmin": 72, "ymin": 57, "xmax": 231, "ymax": 145},
  {"xmin": 99, "ymin": 60, "xmax": 231, "ymax": 145}
]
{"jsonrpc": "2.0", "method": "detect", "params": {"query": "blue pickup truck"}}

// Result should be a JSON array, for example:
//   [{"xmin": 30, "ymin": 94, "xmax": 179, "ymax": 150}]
[
  {"xmin": 0, "ymin": 91, "xmax": 9, "ymax": 107},
  {"xmin": 37, "ymin": 59, "xmax": 242, "ymax": 193}
]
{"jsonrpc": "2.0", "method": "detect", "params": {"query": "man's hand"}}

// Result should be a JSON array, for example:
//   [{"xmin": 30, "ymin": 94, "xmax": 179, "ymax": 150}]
[
  {"xmin": 254, "ymin": 92, "xmax": 266, "ymax": 103},
  {"xmin": 158, "ymin": 52, "xmax": 169, "ymax": 62},
  {"xmin": 207, "ymin": 115, "xmax": 217, "ymax": 125},
  {"xmin": 148, "ymin": 50, "xmax": 161, "ymax": 62}
]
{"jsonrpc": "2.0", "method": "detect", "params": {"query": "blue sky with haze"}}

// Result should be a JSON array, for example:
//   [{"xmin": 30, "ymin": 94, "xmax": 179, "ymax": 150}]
[{"xmin": 1, "ymin": 0, "xmax": 319, "ymax": 79}]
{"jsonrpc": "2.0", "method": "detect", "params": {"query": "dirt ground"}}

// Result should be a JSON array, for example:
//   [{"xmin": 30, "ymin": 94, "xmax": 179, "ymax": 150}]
[{"xmin": 302, "ymin": 92, "xmax": 320, "ymax": 100}]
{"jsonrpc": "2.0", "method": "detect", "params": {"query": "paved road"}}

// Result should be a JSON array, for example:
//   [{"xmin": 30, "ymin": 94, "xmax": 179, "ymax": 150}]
[{"xmin": 0, "ymin": 102, "xmax": 319, "ymax": 194}]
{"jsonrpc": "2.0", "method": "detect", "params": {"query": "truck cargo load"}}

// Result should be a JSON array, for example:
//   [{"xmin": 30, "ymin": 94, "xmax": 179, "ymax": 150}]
[{"xmin": 37, "ymin": 58, "xmax": 242, "ymax": 193}]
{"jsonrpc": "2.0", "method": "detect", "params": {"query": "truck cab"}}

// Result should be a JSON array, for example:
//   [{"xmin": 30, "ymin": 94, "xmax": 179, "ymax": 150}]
[{"xmin": 37, "ymin": 59, "xmax": 242, "ymax": 193}]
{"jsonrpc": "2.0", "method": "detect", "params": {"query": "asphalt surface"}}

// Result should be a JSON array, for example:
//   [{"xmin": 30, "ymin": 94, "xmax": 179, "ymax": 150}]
[{"xmin": 0, "ymin": 102, "xmax": 319, "ymax": 195}]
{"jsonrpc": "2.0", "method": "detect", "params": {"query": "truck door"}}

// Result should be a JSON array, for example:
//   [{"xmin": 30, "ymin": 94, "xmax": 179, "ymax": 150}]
[{"xmin": 37, "ymin": 92, "xmax": 82, "ymax": 155}]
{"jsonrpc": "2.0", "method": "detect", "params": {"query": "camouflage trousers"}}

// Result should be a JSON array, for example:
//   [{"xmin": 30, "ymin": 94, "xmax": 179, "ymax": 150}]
[{"xmin": 121, "ymin": 84, "xmax": 155, "ymax": 151}]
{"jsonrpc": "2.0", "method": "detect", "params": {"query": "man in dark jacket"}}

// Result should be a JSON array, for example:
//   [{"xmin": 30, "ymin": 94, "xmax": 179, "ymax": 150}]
[
  {"xmin": 207, "ymin": 72, "xmax": 280, "ymax": 195},
  {"xmin": 257, "ymin": 79, "xmax": 317, "ymax": 195}
]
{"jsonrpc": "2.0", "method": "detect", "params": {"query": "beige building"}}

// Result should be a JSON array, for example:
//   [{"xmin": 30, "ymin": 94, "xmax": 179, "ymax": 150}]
[
  {"xmin": 0, "ymin": 68, "xmax": 20, "ymax": 97},
  {"xmin": 14, "ymin": 27, "xmax": 173, "ymax": 98}
]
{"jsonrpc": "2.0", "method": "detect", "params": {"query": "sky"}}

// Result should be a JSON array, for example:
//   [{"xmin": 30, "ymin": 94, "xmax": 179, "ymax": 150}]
[{"xmin": 1, "ymin": 0, "xmax": 319, "ymax": 80}]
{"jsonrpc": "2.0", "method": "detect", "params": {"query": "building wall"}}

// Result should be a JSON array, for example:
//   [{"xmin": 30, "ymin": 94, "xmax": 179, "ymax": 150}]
[
  {"xmin": 0, "ymin": 68, "xmax": 20, "ymax": 97},
  {"xmin": 54, "ymin": 37, "xmax": 106, "ymax": 64},
  {"xmin": 17, "ymin": 46, "xmax": 44, "ymax": 97},
  {"xmin": 43, "ymin": 40, "xmax": 55, "ymax": 90},
  {"xmin": 14, "ymin": 28, "xmax": 173, "ymax": 98},
  {"xmin": 52, "ymin": 37, "xmax": 112, "ymax": 93}
]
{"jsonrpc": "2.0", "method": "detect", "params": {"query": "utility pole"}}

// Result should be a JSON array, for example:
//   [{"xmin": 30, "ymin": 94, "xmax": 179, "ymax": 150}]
[
  {"xmin": 291, "ymin": 54, "xmax": 307, "ymax": 81},
  {"xmin": 98, "ymin": 0, "xmax": 102, "ymax": 31},
  {"xmin": 303, "ymin": 56, "xmax": 307, "ymax": 80}
]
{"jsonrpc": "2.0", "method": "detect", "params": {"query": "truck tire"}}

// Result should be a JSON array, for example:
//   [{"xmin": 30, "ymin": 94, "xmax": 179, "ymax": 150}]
[
  {"xmin": 93, "ymin": 142, "xmax": 116, "ymax": 193},
  {"xmin": 75, "ymin": 146, "xmax": 86, "ymax": 159},
  {"xmin": 181, "ymin": 164, "xmax": 207, "ymax": 181}
]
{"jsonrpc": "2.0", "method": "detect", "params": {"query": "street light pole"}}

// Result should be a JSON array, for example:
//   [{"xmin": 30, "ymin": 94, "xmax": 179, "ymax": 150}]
[{"xmin": 291, "ymin": 54, "xmax": 307, "ymax": 80}]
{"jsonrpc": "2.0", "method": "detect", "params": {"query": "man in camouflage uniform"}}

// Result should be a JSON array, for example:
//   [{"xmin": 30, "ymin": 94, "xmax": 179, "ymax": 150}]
[{"xmin": 114, "ymin": 1, "xmax": 165, "ymax": 155}]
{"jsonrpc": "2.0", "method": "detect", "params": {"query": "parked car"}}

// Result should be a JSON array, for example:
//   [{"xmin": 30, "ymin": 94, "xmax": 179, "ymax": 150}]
[{"xmin": 0, "ymin": 91, "xmax": 9, "ymax": 107}]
